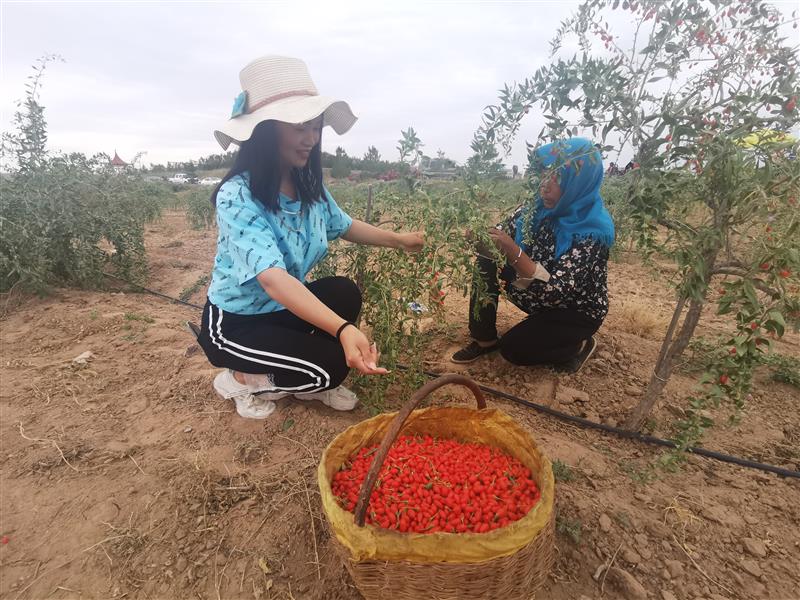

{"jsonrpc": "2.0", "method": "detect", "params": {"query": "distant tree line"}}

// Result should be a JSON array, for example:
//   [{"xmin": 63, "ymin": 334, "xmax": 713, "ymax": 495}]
[
  {"xmin": 148, "ymin": 145, "xmax": 472, "ymax": 180},
  {"xmin": 148, "ymin": 151, "xmax": 238, "ymax": 174}
]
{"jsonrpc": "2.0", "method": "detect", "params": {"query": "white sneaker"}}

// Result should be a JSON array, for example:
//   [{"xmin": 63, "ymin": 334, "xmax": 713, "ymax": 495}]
[
  {"xmin": 297, "ymin": 386, "xmax": 359, "ymax": 411},
  {"xmin": 212, "ymin": 369, "xmax": 287, "ymax": 420}
]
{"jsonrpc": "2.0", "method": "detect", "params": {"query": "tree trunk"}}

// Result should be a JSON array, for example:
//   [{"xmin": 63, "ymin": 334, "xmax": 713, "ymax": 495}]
[
  {"xmin": 625, "ymin": 296, "xmax": 705, "ymax": 430},
  {"xmin": 364, "ymin": 184, "xmax": 374, "ymax": 225}
]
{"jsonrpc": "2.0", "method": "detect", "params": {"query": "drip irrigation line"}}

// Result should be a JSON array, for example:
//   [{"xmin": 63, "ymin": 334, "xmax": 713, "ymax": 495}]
[
  {"xmin": 400, "ymin": 366, "xmax": 799, "ymax": 479},
  {"xmin": 103, "ymin": 272, "xmax": 204, "ymax": 310},
  {"xmin": 102, "ymin": 272, "xmax": 799, "ymax": 479}
]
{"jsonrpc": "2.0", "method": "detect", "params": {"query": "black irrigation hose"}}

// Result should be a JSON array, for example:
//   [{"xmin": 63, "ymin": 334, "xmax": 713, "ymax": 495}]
[
  {"xmin": 103, "ymin": 273, "xmax": 204, "ymax": 310},
  {"xmin": 102, "ymin": 272, "xmax": 799, "ymax": 480},
  {"xmin": 401, "ymin": 366, "xmax": 800, "ymax": 479}
]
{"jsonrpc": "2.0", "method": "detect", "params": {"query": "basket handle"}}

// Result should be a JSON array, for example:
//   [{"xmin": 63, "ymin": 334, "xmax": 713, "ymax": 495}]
[{"xmin": 353, "ymin": 373, "xmax": 487, "ymax": 527}]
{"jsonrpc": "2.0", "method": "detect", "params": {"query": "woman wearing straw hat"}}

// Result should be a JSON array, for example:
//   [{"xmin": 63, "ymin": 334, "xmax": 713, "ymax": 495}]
[
  {"xmin": 451, "ymin": 137, "xmax": 614, "ymax": 372},
  {"xmin": 197, "ymin": 56, "xmax": 424, "ymax": 419}
]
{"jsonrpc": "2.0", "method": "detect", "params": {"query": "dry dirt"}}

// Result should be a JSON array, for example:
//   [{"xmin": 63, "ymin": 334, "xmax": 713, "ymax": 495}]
[{"xmin": 1, "ymin": 210, "xmax": 799, "ymax": 600}]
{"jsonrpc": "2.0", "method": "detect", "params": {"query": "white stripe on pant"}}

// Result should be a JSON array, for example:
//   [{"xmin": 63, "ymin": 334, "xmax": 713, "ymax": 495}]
[{"xmin": 207, "ymin": 304, "xmax": 331, "ymax": 393}]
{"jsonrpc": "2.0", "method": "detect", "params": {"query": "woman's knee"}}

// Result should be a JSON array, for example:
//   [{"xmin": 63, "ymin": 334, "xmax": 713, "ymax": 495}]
[
  {"xmin": 312, "ymin": 276, "xmax": 362, "ymax": 321},
  {"xmin": 332, "ymin": 276, "xmax": 363, "ymax": 312}
]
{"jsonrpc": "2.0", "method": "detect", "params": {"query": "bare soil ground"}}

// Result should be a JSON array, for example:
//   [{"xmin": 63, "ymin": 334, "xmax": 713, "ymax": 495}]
[{"xmin": 1, "ymin": 210, "xmax": 798, "ymax": 600}]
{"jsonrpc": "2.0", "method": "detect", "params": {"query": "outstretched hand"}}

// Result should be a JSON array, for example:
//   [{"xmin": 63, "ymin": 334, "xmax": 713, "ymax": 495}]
[
  {"xmin": 339, "ymin": 326, "xmax": 389, "ymax": 375},
  {"xmin": 396, "ymin": 231, "xmax": 425, "ymax": 253}
]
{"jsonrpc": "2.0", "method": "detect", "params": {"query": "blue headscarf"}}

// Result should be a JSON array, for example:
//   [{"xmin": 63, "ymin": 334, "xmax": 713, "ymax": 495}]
[{"xmin": 515, "ymin": 137, "xmax": 615, "ymax": 258}]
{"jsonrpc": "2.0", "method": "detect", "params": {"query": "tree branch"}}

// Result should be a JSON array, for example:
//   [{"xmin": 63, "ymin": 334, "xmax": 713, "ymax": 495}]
[
  {"xmin": 657, "ymin": 217, "xmax": 697, "ymax": 234},
  {"xmin": 710, "ymin": 267, "xmax": 780, "ymax": 298}
]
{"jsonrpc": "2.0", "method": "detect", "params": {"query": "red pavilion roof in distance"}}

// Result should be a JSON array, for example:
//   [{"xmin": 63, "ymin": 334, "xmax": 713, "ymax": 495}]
[{"xmin": 110, "ymin": 151, "xmax": 127, "ymax": 166}]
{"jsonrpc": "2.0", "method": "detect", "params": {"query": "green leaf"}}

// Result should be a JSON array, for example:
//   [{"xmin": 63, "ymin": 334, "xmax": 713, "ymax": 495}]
[
  {"xmin": 281, "ymin": 418, "xmax": 295, "ymax": 431},
  {"xmin": 743, "ymin": 280, "xmax": 759, "ymax": 308},
  {"xmin": 766, "ymin": 311, "xmax": 786, "ymax": 337}
]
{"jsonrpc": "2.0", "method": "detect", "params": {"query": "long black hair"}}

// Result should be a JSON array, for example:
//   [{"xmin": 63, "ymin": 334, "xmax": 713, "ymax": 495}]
[{"xmin": 211, "ymin": 120, "xmax": 324, "ymax": 211}]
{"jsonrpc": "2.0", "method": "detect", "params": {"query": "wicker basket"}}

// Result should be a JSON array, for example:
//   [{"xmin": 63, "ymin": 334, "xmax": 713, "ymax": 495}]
[{"xmin": 318, "ymin": 374, "xmax": 555, "ymax": 600}]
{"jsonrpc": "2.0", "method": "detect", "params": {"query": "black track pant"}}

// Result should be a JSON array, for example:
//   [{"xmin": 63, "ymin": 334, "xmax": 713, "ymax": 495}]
[
  {"xmin": 198, "ymin": 276, "xmax": 361, "ymax": 393},
  {"xmin": 468, "ymin": 255, "xmax": 602, "ymax": 366}
]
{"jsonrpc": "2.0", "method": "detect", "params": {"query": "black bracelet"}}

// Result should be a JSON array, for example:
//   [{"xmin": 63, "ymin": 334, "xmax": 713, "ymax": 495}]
[{"xmin": 336, "ymin": 321, "xmax": 355, "ymax": 341}]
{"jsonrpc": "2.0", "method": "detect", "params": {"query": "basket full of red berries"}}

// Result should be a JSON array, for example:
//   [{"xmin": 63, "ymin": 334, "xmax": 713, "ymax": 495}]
[{"xmin": 317, "ymin": 374, "xmax": 555, "ymax": 600}]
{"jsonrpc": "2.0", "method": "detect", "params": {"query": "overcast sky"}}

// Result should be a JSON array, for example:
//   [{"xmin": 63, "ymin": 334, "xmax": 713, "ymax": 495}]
[{"xmin": 1, "ymin": 1, "xmax": 798, "ymax": 169}]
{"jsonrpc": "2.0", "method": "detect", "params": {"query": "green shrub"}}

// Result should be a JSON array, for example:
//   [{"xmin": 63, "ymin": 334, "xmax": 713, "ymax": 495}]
[
  {"xmin": 184, "ymin": 189, "xmax": 216, "ymax": 230},
  {"xmin": 600, "ymin": 174, "xmax": 633, "ymax": 255},
  {"xmin": 0, "ymin": 57, "xmax": 167, "ymax": 292},
  {"xmin": 0, "ymin": 154, "xmax": 168, "ymax": 292}
]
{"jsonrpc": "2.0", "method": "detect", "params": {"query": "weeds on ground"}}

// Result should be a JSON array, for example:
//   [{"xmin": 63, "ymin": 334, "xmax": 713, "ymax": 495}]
[
  {"xmin": 124, "ymin": 312, "xmax": 154, "ymax": 323},
  {"xmin": 556, "ymin": 515, "xmax": 583, "ymax": 544},
  {"xmin": 552, "ymin": 459, "xmax": 576, "ymax": 483},
  {"xmin": 620, "ymin": 460, "xmax": 657, "ymax": 484},
  {"xmin": 179, "ymin": 275, "xmax": 209, "ymax": 302}
]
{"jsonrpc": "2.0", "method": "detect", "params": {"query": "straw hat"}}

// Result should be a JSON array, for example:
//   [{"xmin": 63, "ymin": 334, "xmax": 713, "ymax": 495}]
[{"xmin": 214, "ymin": 55, "xmax": 357, "ymax": 150}]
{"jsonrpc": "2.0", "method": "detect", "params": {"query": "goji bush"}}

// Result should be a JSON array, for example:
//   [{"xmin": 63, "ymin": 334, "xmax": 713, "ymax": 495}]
[
  {"xmin": 319, "ymin": 130, "xmax": 523, "ymax": 411},
  {"xmin": 0, "ymin": 56, "xmax": 169, "ymax": 293},
  {"xmin": 184, "ymin": 188, "xmax": 216, "ymax": 230},
  {"xmin": 471, "ymin": 0, "xmax": 800, "ymax": 457}
]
